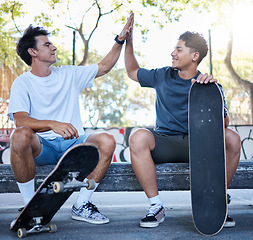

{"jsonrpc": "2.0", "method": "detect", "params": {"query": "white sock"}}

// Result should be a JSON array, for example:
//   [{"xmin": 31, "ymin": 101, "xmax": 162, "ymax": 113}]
[
  {"xmin": 17, "ymin": 179, "xmax": 35, "ymax": 205},
  {"xmin": 149, "ymin": 195, "xmax": 163, "ymax": 206},
  {"xmin": 74, "ymin": 178, "xmax": 99, "ymax": 208}
]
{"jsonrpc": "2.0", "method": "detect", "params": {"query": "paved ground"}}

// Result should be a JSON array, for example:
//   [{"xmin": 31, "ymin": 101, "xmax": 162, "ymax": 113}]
[{"xmin": 1, "ymin": 189, "xmax": 253, "ymax": 239}]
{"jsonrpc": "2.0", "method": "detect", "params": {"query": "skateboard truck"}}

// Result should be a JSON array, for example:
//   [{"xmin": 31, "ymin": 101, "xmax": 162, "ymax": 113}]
[
  {"xmin": 53, "ymin": 172, "xmax": 96, "ymax": 193},
  {"xmin": 17, "ymin": 217, "xmax": 57, "ymax": 238}
]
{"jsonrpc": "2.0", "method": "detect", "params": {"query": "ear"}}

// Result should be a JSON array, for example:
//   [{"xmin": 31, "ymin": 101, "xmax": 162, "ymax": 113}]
[
  {"xmin": 192, "ymin": 52, "xmax": 200, "ymax": 63},
  {"xmin": 28, "ymin": 48, "xmax": 36, "ymax": 57}
]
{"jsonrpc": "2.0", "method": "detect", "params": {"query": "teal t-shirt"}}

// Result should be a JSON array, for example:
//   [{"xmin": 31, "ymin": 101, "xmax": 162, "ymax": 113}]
[{"xmin": 137, "ymin": 67, "xmax": 227, "ymax": 135}]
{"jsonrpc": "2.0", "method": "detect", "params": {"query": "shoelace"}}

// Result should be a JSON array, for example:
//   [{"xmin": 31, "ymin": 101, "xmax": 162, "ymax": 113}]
[
  {"xmin": 147, "ymin": 204, "xmax": 162, "ymax": 216},
  {"xmin": 82, "ymin": 202, "xmax": 100, "ymax": 213}
]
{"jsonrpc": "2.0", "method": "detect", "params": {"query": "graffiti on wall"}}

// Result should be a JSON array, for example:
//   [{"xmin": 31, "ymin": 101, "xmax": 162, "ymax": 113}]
[
  {"xmin": 0, "ymin": 126, "xmax": 252, "ymax": 164},
  {"xmin": 230, "ymin": 125, "xmax": 253, "ymax": 161},
  {"xmin": 83, "ymin": 127, "xmax": 139, "ymax": 163},
  {"xmin": 84, "ymin": 126, "xmax": 253, "ymax": 162},
  {"xmin": 0, "ymin": 128, "xmax": 13, "ymax": 164}
]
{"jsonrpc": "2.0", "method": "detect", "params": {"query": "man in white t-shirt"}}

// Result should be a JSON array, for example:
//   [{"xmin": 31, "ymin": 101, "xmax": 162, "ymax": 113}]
[{"xmin": 8, "ymin": 12, "xmax": 134, "ymax": 225}]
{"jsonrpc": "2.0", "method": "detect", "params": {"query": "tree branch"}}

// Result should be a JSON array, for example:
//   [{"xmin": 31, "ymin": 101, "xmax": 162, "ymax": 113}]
[
  {"xmin": 224, "ymin": 27, "xmax": 253, "ymax": 124},
  {"xmin": 11, "ymin": 2, "xmax": 22, "ymax": 34},
  {"xmin": 224, "ymin": 29, "xmax": 252, "ymax": 90}
]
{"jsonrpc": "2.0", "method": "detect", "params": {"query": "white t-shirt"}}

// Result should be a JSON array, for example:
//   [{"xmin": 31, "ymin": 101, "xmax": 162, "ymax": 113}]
[{"xmin": 8, "ymin": 64, "xmax": 98, "ymax": 139}]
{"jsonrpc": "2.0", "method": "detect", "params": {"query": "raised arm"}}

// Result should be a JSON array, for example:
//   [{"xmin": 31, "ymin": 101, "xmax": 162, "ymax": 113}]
[
  {"xmin": 124, "ymin": 14, "xmax": 140, "ymax": 82},
  {"xmin": 96, "ymin": 11, "xmax": 134, "ymax": 78}
]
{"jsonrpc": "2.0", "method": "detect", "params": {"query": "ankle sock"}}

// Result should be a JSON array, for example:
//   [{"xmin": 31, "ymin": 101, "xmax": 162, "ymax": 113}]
[
  {"xmin": 17, "ymin": 179, "xmax": 35, "ymax": 205},
  {"xmin": 74, "ymin": 178, "xmax": 99, "ymax": 207},
  {"xmin": 148, "ymin": 194, "xmax": 163, "ymax": 206}
]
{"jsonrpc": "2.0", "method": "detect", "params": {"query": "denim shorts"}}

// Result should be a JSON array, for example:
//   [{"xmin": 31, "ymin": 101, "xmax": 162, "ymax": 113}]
[{"xmin": 34, "ymin": 134, "xmax": 90, "ymax": 166}]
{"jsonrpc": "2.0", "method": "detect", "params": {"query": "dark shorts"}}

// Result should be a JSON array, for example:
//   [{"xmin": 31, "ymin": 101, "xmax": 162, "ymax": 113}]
[
  {"xmin": 34, "ymin": 134, "xmax": 90, "ymax": 166},
  {"xmin": 150, "ymin": 129, "xmax": 189, "ymax": 164}
]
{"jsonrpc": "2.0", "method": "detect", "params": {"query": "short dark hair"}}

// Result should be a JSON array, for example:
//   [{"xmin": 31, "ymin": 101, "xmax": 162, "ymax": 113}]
[
  {"xmin": 16, "ymin": 25, "xmax": 50, "ymax": 66},
  {"xmin": 179, "ymin": 31, "xmax": 208, "ymax": 64}
]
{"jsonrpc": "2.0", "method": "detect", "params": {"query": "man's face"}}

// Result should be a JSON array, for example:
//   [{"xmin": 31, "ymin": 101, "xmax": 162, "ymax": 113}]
[
  {"xmin": 171, "ymin": 40, "xmax": 197, "ymax": 71},
  {"xmin": 32, "ymin": 35, "xmax": 57, "ymax": 65}
]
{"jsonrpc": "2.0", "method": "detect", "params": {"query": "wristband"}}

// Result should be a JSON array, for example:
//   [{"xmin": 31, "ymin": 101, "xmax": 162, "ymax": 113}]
[{"xmin": 114, "ymin": 35, "xmax": 125, "ymax": 45}]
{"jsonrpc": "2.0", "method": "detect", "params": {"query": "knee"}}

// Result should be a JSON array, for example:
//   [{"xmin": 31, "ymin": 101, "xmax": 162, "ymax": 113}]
[
  {"xmin": 11, "ymin": 127, "xmax": 35, "ymax": 151},
  {"xmin": 129, "ymin": 130, "xmax": 142, "ymax": 151},
  {"xmin": 94, "ymin": 133, "xmax": 116, "ymax": 157},
  {"xmin": 129, "ymin": 129, "xmax": 153, "ymax": 153},
  {"xmin": 225, "ymin": 128, "xmax": 241, "ymax": 157}
]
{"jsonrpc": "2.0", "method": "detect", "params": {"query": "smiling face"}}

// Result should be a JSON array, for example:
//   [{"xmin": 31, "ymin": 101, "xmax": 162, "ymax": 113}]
[
  {"xmin": 171, "ymin": 40, "xmax": 199, "ymax": 72},
  {"xmin": 29, "ymin": 35, "xmax": 57, "ymax": 66}
]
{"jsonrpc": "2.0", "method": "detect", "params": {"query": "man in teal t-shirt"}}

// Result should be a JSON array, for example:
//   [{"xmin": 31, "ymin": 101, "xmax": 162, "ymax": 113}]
[{"xmin": 124, "ymin": 12, "xmax": 240, "ymax": 229}]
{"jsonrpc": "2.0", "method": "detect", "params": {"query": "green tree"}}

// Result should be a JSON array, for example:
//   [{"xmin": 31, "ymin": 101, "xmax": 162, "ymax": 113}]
[
  {"xmin": 205, "ymin": 0, "xmax": 253, "ymax": 124},
  {"xmin": 0, "ymin": 0, "xmax": 28, "ymax": 108},
  {"xmin": 212, "ymin": 49, "xmax": 252, "ymax": 124},
  {"xmin": 222, "ymin": 0, "xmax": 253, "ymax": 124},
  {"xmin": 81, "ymin": 50, "xmax": 129, "ymax": 127},
  {"xmin": 43, "ymin": 0, "xmax": 253, "ymax": 125},
  {"xmin": 5, "ymin": 0, "xmax": 253, "ymax": 126},
  {"xmin": 53, "ymin": 45, "xmax": 73, "ymax": 66},
  {"xmin": 0, "ymin": 1, "xmax": 24, "ymax": 66},
  {"xmin": 28, "ymin": 0, "xmax": 214, "ymax": 66}
]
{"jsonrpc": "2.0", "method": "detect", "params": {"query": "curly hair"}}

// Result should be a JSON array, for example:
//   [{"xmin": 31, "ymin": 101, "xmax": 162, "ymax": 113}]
[
  {"xmin": 179, "ymin": 31, "xmax": 208, "ymax": 64},
  {"xmin": 16, "ymin": 25, "xmax": 50, "ymax": 66}
]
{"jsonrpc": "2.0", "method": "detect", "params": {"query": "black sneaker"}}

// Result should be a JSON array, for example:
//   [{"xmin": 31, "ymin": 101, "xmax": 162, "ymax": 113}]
[
  {"xmin": 224, "ymin": 194, "xmax": 235, "ymax": 227},
  {"xmin": 224, "ymin": 216, "xmax": 235, "ymax": 228},
  {"xmin": 140, "ymin": 203, "xmax": 165, "ymax": 228},
  {"xmin": 227, "ymin": 193, "xmax": 231, "ymax": 204}
]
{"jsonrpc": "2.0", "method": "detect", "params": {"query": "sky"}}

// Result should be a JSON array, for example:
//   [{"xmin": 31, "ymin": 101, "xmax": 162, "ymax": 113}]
[{"xmin": 8, "ymin": 0, "xmax": 253, "ymax": 126}]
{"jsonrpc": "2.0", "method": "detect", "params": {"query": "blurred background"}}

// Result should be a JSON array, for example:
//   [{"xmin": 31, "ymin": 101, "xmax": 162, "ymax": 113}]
[{"xmin": 0, "ymin": 0, "xmax": 253, "ymax": 129}]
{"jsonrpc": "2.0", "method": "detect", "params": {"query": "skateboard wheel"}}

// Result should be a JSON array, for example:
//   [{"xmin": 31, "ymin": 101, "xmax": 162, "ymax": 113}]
[
  {"xmin": 17, "ymin": 228, "xmax": 27, "ymax": 238},
  {"xmin": 53, "ymin": 181, "xmax": 64, "ymax": 193},
  {"xmin": 48, "ymin": 223, "xmax": 57, "ymax": 233},
  {"xmin": 87, "ymin": 179, "xmax": 96, "ymax": 190}
]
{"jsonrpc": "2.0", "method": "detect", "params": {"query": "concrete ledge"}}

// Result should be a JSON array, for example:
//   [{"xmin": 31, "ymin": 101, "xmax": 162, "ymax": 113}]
[{"xmin": 1, "ymin": 161, "xmax": 253, "ymax": 193}]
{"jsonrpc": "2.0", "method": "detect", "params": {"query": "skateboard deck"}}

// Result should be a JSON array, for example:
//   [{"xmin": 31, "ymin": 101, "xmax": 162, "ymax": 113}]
[
  {"xmin": 10, "ymin": 143, "xmax": 99, "ymax": 238},
  {"xmin": 189, "ymin": 82, "xmax": 227, "ymax": 236}
]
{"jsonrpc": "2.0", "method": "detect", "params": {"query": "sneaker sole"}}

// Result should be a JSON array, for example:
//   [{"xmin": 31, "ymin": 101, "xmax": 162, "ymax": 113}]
[
  {"xmin": 140, "ymin": 217, "xmax": 165, "ymax": 228},
  {"xmin": 10, "ymin": 219, "xmax": 16, "ymax": 229},
  {"xmin": 72, "ymin": 215, "xmax": 109, "ymax": 224},
  {"xmin": 224, "ymin": 221, "xmax": 235, "ymax": 228}
]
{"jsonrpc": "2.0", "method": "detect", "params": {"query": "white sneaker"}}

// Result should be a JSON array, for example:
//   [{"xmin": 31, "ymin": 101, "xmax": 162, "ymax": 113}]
[
  {"xmin": 224, "ymin": 216, "xmax": 235, "ymax": 228},
  {"xmin": 10, "ymin": 207, "xmax": 24, "ymax": 229},
  {"xmin": 71, "ymin": 202, "xmax": 109, "ymax": 224}
]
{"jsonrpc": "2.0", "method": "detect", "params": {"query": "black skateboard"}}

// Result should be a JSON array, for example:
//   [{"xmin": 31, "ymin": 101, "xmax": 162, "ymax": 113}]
[
  {"xmin": 189, "ymin": 82, "xmax": 227, "ymax": 236},
  {"xmin": 10, "ymin": 143, "xmax": 99, "ymax": 238}
]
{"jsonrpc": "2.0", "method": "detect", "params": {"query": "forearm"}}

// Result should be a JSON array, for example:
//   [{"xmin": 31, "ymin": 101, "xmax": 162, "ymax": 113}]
[
  {"xmin": 125, "ymin": 39, "xmax": 139, "ymax": 81},
  {"xmin": 14, "ymin": 113, "xmax": 79, "ymax": 139},
  {"xmin": 96, "ymin": 11, "xmax": 134, "ymax": 78},
  {"xmin": 96, "ymin": 42, "xmax": 123, "ymax": 77},
  {"xmin": 14, "ymin": 115, "xmax": 56, "ymax": 133}
]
